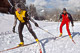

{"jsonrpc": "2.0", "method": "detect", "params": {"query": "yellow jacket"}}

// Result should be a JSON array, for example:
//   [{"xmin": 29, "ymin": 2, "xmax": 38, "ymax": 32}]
[
  {"xmin": 14, "ymin": 10, "xmax": 36, "ymax": 27},
  {"xmin": 15, "ymin": 10, "xmax": 26, "ymax": 23}
]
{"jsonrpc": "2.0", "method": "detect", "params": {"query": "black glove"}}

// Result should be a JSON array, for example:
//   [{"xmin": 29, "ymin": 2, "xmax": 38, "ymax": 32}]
[
  {"xmin": 13, "ymin": 26, "xmax": 15, "ymax": 33},
  {"xmin": 35, "ymin": 23, "xmax": 39, "ymax": 27},
  {"xmin": 72, "ymin": 24, "xmax": 74, "ymax": 27}
]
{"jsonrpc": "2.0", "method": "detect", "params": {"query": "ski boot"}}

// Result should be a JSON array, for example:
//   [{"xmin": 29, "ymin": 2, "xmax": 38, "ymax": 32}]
[
  {"xmin": 17, "ymin": 42, "xmax": 24, "ymax": 47},
  {"xmin": 59, "ymin": 33, "xmax": 62, "ymax": 37},
  {"xmin": 69, "ymin": 35, "xmax": 72, "ymax": 39},
  {"xmin": 36, "ymin": 39, "xmax": 40, "ymax": 44}
]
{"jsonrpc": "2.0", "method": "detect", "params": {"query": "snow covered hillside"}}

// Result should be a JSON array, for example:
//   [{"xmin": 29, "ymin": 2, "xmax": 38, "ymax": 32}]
[{"xmin": 0, "ymin": 14, "xmax": 80, "ymax": 53}]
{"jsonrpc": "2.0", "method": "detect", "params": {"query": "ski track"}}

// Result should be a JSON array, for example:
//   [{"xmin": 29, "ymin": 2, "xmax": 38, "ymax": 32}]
[{"xmin": 0, "ymin": 14, "xmax": 80, "ymax": 53}]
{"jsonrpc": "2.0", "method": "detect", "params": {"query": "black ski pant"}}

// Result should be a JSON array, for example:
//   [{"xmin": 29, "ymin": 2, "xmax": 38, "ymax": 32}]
[{"xmin": 18, "ymin": 21, "xmax": 38, "ymax": 42}]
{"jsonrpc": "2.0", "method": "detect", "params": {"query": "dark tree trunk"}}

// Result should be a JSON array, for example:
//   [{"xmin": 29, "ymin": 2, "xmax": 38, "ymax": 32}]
[
  {"xmin": 0, "ymin": 0, "xmax": 11, "ymax": 13},
  {"xmin": 0, "ymin": 7, "xmax": 9, "ymax": 13},
  {"xmin": 0, "ymin": 0, "xmax": 26, "ymax": 14}
]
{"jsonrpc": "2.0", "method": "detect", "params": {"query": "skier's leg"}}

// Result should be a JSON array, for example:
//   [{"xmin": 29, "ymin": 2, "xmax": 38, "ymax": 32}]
[
  {"xmin": 59, "ymin": 21, "xmax": 65, "ymax": 37},
  {"xmin": 18, "ymin": 23, "xmax": 24, "ymax": 43},
  {"xmin": 66, "ymin": 22, "xmax": 72, "ymax": 39},
  {"xmin": 26, "ymin": 22, "xmax": 42, "ymax": 53},
  {"xmin": 26, "ymin": 22, "xmax": 39, "ymax": 43}
]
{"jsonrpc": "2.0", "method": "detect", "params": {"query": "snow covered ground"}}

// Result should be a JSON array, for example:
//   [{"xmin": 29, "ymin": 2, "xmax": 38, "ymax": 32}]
[{"xmin": 0, "ymin": 14, "xmax": 80, "ymax": 53}]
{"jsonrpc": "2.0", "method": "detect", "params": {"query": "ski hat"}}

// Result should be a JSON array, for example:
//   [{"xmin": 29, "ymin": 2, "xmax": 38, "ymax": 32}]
[
  {"xmin": 15, "ymin": 3, "xmax": 26, "ymax": 10},
  {"xmin": 17, "ymin": 4, "xmax": 22, "ymax": 8},
  {"xmin": 63, "ymin": 8, "xmax": 67, "ymax": 11},
  {"xmin": 15, "ymin": 3, "xmax": 22, "ymax": 9}
]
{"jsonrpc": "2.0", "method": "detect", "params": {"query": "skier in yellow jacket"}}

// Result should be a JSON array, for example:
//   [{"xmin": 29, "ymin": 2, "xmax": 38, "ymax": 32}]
[{"xmin": 12, "ymin": 4, "xmax": 39, "ymax": 46}]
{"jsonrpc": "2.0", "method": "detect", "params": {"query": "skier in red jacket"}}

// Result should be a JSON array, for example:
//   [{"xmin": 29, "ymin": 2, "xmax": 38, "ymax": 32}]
[{"xmin": 59, "ymin": 8, "xmax": 74, "ymax": 39}]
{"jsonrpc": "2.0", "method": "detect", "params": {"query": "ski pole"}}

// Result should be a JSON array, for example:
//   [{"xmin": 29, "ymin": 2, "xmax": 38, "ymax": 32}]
[
  {"xmin": 72, "ymin": 27, "xmax": 74, "ymax": 33},
  {"xmin": 71, "ymin": 26, "xmax": 74, "ymax": 35},
  {"xmin": 57, "ymin": 21, "xmax": 60, "ymax": 32},
  {"xmin": 71, "ymin": 27, "xmax": 76, "ymax": 44},
  {"xmin": 38, "ymin": 27, "xmax": 54, "ymax": 36}
]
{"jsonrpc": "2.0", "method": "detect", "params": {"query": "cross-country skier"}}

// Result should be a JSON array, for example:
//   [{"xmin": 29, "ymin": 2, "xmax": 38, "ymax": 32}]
[
  {"xmin": 12, "ymin": 4, "xmax": 40, "ymax": 46},
  {"xmin": 59, "ymin": 8, "xmax": 74, "ymax": 39}
]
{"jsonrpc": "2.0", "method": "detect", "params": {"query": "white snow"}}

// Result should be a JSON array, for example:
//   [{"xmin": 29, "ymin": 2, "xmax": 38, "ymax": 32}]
[{"xmin": 0, "ymin": 14, "xmax": 80, "ymax": 53}]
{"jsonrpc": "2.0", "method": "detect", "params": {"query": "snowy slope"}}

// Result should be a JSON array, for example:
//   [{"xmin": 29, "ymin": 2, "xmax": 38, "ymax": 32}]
[{"xmin": 0, "ymin": 14, "xmax": 80, "ymax": 53}]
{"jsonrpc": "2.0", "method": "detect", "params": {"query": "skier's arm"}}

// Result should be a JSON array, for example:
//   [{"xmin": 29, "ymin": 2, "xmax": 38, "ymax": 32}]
[
  {"xmin": 29, "ymin": 17, "xmax": 39, "ymax": 27},
  {"xmin": 13, "ymin": 15, "xmax": 17, "ymax": 27},
  {"xmin": 68, "ymin": 13, "xmax": 74, "ymax": 26},
  {"xmin": 59, "ymin": 14, "xmax": 62, "ymax": 20},
  {"xmin": 58, "ymin": 14, "xmax": 62, "ymax": 22},
  {"xmin": 13, "ymin": 15, "xmax": 17, "ymax": 33},
  {"xmin": 29, "ymin": 17, "xmax": 36, "ymax": 23},
  {"xmin": 25, "ymin": 12, "xmax": 36, "ymax": 23},
  {"xmin": 25, "ymin": 12, "xmax": 39, "ymax": 27}
]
